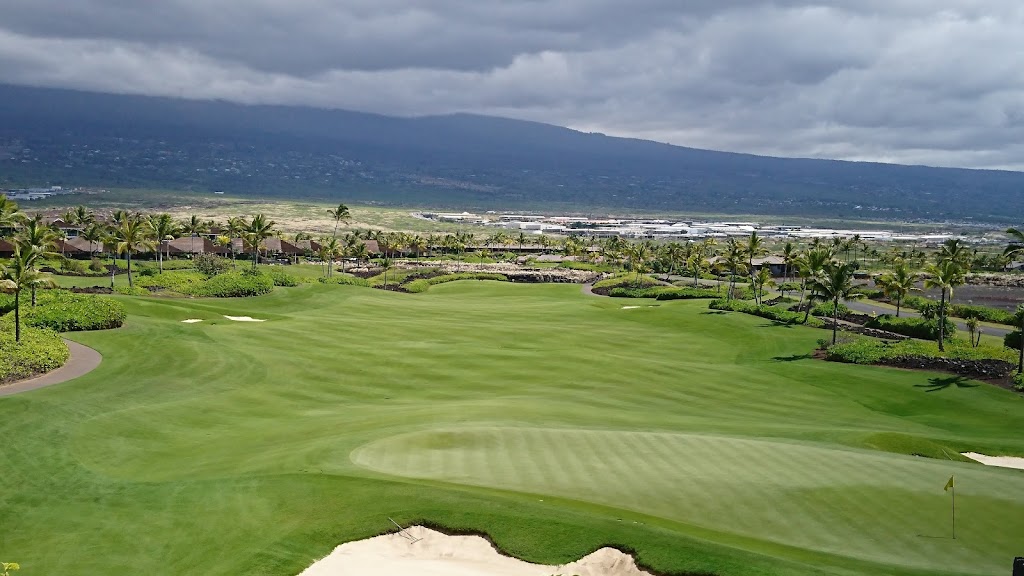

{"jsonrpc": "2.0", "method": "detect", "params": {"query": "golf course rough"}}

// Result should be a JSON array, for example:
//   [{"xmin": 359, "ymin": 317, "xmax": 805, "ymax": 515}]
[{"xmin": 1, "ymin": 280, "xmax": 1022, "ymax": 576}]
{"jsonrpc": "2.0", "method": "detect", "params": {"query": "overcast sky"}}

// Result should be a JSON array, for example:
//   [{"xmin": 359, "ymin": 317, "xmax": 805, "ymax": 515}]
[{"xmin": 1, "ymin": 1, "xmax": 1022, "ymax": 170}]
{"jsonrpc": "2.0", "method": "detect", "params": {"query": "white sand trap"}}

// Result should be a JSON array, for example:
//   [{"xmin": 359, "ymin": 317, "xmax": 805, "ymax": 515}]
[
  {"xmin": 621, "ymin": 306, "xmax": 642, "ymax": 309},
  {"xmin": 223, "ymin": 316, "xmax": 266, "ymax": 322},
  {"xmin": 962, "ymin": 452, "xmax": 1024, "ymax": 470},
  {"xmin": 181, "ymin": 319, "xmax": 204, "ymax": 323},
  {"xmin": 298, "ymin": 526, "xmax": 655, "ymax": 576}
]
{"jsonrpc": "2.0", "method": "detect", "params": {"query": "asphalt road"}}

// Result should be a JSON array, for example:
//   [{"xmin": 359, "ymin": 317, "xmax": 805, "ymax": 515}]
[{"xmin": 843, "ymin": 299, "xmax": 1012, "ymax": 338}]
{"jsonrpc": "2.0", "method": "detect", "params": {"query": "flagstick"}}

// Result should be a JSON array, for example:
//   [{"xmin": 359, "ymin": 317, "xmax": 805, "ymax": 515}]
[{"xmin": 951, "ymin": 477, "xmax": 956, "ymax": 540}]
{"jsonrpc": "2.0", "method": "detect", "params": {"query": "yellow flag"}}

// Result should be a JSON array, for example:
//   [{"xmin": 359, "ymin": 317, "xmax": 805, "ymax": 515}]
[{"xmin": 944, "ymin": 475, "xmax": 955, "ymax": 491}]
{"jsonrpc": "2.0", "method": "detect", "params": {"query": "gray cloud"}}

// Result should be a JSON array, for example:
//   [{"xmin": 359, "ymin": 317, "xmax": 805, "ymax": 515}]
[{"xmin": 0, "ymin": 1, "xmax": 1022, "ymax": 169}]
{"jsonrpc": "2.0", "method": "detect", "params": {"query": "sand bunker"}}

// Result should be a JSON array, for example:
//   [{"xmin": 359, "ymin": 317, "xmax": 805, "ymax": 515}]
[
  {"xmin": 962, "ymin": 452, "xmax": 1024, "ymax": 470},
  {"xmin": 298, "ymin": 526, "xmax": 654, "ymax": 576},
  {"xmin": 621, "ymin": 306, "xmax": 642, "ymax": 309},
  {"xmin": 223, "ymin": 316, "xmax": 265, "ymax": 322},
  {"xmin": 181, "ymin": 319, "xmax": 204, "ymax": 323}
]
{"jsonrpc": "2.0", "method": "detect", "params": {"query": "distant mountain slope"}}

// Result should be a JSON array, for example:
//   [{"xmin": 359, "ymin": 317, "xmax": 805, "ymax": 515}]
[{"xmin": 1, "ymin": 83, "xmax": 1022, "ymax": 220}]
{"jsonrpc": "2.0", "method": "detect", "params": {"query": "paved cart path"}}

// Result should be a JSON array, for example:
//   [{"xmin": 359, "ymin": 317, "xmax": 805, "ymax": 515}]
[{"xmin": 0, "ymin": 340, "xmax": 102, "ymax": 397}]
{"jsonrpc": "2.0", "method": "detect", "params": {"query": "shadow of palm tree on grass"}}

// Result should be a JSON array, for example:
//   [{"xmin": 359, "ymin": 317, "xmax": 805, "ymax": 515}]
[{"xmin": 915, "ymin": 376, "xmax": 978, "ymax": 392}]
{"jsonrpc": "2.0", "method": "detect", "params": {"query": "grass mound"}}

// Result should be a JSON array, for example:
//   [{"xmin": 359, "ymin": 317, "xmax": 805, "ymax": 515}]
[
  {"xmin": 0, "ymin": 324, "xmax": 69, "ymax": 382},
  {"xmin": 709, "ymin": 298, "xmax": 822, "ymax": 327}
]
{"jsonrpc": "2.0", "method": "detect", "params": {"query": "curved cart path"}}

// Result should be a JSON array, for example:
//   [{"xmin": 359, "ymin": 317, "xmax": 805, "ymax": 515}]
[{"xmin": 0, "ymin": 340, "xmax": 102, "ymax": 397}]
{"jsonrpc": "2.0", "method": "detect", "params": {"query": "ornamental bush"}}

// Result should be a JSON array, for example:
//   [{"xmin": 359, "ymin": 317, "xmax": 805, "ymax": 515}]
[
  {"xmin": 826, "ymin": 337, "xmax": 1015, "ymax": 365},
  {"xmin": 865, "ymin": 314, "xmax": 956, "ymax": 341},
  {"xmin": 0, "ymin": 290, "xmax": 126, "ymax": 332},
  {"xmin": 0, "ymin": 325, "xmax": 69, "ymax": 382},
  {"xmin": 709, "ymin": 299, "xmax": 823, "ymax": 327},
  {"xmin": 194, "ymin": 271, "xmax": 274, "ymax": 297},
  {"xmin": 949, "ymin": 304, "xmax": 1015, "ymax": 326},
  {"xmin": 811, "ymin": 301, "xmax": 850, "ymax": 317}
]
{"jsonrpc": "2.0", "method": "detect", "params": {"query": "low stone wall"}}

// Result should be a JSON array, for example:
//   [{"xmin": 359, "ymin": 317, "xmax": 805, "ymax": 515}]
[
  {"xmin": 877, "ymin": 356, "xmax": 1014, "ymax": 380},
  {"xmin": 819, "ymin": 318, "xmax": 910, "ymax": 341}
]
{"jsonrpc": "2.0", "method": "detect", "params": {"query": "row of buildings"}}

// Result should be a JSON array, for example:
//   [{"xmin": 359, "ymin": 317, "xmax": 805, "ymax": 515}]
[{"xmin": 419, "ymin": 212, "xmax": 961, "ymax": 245}]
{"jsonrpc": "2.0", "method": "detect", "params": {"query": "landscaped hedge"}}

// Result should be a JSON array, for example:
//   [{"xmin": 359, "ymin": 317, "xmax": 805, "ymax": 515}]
[
  {"xmin": 608, "ymin": 286, "xmax": 720, "ymax": 300},
  {"xmin": 826, "ymin": 337, "xmax": 1015, "ymax": 367},
  {"xmin": 864, "ymin": 315, "xmax": 956, "ymax": 341},
  {"xmin": 811, "ymin": 301, "xmax": 850, "ymax": 317},
  {"xmin": 136, "ymin": 270, "xmax": 275, "ymax": 297},
  {"xmin": 0, "ymin": 324, "xmax": 69, "ymax": 382},
  {"xmin": 709, "ymin": 299, "xmax": 823, "ymax": 327},
  {"xmin": 592, "ymin": 274, "xmax": 663, "ymax": 290},
  {"xmin": 137, "ymin": 271, "xmax": 208, "ymax": 293},
  {"xmin": 195, "ymin": 271, "xmax": 275, "ymax": 297},
  {"xmin": 405, "ymin": 272, "xmax": 509, "ymax": 293},
  {"xmin": 0, "ymin": 290, "xmax": 126, "ymax": 332},
  {"xmin": 949, "ymin": 304, "xmax": 1015, "ymax": 326},
  {"xmin": 262, "ymin": 268, "xmax": 305, "ymax": 287}
]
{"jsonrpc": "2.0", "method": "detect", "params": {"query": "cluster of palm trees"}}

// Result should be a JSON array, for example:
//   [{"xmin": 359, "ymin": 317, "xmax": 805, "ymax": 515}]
[{"xmin": 1, "ymin": 197, "xmax": 57, "ymax": 341}]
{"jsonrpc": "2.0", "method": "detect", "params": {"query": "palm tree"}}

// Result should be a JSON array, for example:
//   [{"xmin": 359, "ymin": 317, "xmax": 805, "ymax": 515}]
[
  {"xmin": 245, "ymin": 214, "xmax": 277, "ymax": 269},
  {"xmin": 73, "ymin": 205, "xmax": 95, "ymax": 227},
  {"xmin": 924, "ymin": 260, "xmax": 965, "ymax": 351},
  {"xmin": 321, "ymin": 237, "xmax": 341, "ymax": 277},
  {"xmin": 110, "ymin": 214, "xmax": 156, "ymax": 288},
  {"xmin": 516, "ymin": 232, "xmax": 528, "ymax": 254},
  {"xmin": 723, "ymin": 239, "xmax": 747, "ymax": 300},
  {"xmin": 745, "ymin": 231, "xmax": 768, "ymax": 274},
  {"xmin": 379, "ymin": 257, "xmax": 393, "ymax": 290},
  {"xmin": 627, "ymin": 242, "xmax": 651, "ymax": 286},
  {"xmin": 808, "ymin": 261, "xmax": 860, "ymax": 345},
  {"xmin": 965, "ymin": 317, "xmax": 981, "ymax": 348},
  {"xmin": 874, "ymin": 260, "xmax": 918, "ymax": 317},
  {"xmin": 148, "ymin": 213, "xmax": 180, "ymax": 273},
  {"xmin": 937, "ymin": 238, "xmax": 971, "ymax": 270},
  {"xmin": 1003, "ymin": 227, "xmax": 1024, "ymax": 264},
  {"xmin": 781, "ymin": 241, "xmax": 798, "ymax": 297},
  {"xmin": 80, "ymin": 222, "xmax": 107, "ymax": 259},
  {"xmin": 328, "ymin": 203, "xmax": 351, "ymax": 240},
  {"xmin": 0, "ymin": 194, "xmax": 19, "ymax": 230},
  {"xmin": 180, "ymin": 215, "xmax": 208, "ymax": 258},
  {"xmin": 800, "ymin": 248, "xmax": 833, "ymax": 323},
  {"xmin": 688, "ymin": 251, "xmax": 710, "ymax": 288},
  {"xmin": 0, "ymin": 246, "xmax": 50, "ymax": 341},
  {"xmin": 14, "ymin": 213, "xmax": 60, "ymax": 304},
  {"xmin": 751, "ymin": 266, "xmax": 775, "ymax": 305}
]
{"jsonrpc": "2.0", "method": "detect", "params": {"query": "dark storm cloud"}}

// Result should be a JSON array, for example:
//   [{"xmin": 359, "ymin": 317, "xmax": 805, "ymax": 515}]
[{"xmin": 0, "ymin": 1, "xmax": 1021, "ymax": 169}]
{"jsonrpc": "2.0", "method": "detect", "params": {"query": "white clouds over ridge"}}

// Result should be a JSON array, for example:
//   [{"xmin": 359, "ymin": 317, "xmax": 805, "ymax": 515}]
[{"xmin": 1, "ymin": 1, "xmax": 1022, "ymax": 169}]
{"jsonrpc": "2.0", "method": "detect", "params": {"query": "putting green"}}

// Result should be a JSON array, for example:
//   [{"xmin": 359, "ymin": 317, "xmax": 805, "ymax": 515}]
[
  {"xmin": 2, "ymin": 281, "xmax": 1023, "ymax": 576},
  {"xmin": 353, "ymin": 427, "xmax": 1024, "ymax": 574}
]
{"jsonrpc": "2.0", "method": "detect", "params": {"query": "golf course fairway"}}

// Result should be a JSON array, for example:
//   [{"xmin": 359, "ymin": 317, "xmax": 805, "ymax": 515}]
[{"xmin": 1, "ymin": 281, "xmax": 1022, "ymax": 576}]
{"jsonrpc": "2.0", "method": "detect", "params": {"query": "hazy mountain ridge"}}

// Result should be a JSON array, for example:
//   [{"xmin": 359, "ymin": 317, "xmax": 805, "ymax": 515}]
[{"xmin": 1, "ymin": 83, "xmax": 1022, "ymax": 220}]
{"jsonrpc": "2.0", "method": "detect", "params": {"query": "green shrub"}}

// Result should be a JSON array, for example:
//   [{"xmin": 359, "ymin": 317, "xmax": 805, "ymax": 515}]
[
  {"xmin": 865, "ymin": 314, "xmax": 956, "ymax": 341},
  {"xmin": 811, "ymin": 301, "xmax": 850, "ymax": 317},
  {"xmin": 0, "ymin": 290, "xmax": 127, "ymax": 332},
  {"xmin": 194, "ymin": 271, "xmax": 274, "ymax": 297},
  {"xmin": 61, "ymin": 258, "xmax": 88, "ymax": 275},
  {"xmin": 137, "ymin": 271, "xmax": 208, "ymax": 294},
  {"xmin": 1013, "ymin": 373, "xmax": 1024, "ymax": 391},
  {"xmin": 593, "ymin": 274, "xmax": 662, "ymax": 290},
  {"xmin": 404, "ymin": 279, "xmax": 430, "ymax": 293},
  {"xmin": 425, "ymin": 273, "xmax": 507, "ymax": 285},
  {"xmin": 89, "ymin": 257, "xmax": 106, "ymax": 273},
  {"xmin": 949, "ymin": 304, "xmax": 1015, "ymax": 326},
  {"xmin": 709, "ymin": 299, "xmax": 823, "ymax": 327},
  {"xmin": 1004, "ymin": 331, "xmax": 1022, "ymax": 351},
  {"xmin": 318, "ymin": 275, "xmax": 371, "ymax": 287},
  {"xmin": 608, "ymin": 286, "xmax": 720, "ymax": 300},
  {"xmin": 194, "ymin": 254, "xmax": 232, "ymax": 277},
  {"xmin": 261, "ymin": 268, "xmax": 302, "ymax": 287},
  {"xmin": 858, "ymin": 287, "xmax": 886, "ymax": 300},
  {"xmin": 827, "ymin": 337, "xmax": 1015, "ymax": 365},
  {"xmin": 902, "ymin": 295, "xmax": 933, "ymax": 311},
  {"xmin": 0, "ymin": 325, "xmax": 69, "ymax": 382},
  {"xmin": 114, "ymin": 285, "xmax": 151, "ymax": 296}
]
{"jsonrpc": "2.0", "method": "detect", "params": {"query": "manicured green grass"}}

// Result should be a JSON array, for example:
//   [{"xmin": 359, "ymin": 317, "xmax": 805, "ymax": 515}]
[{"xmin": 1, "ymin": 282, "xmax": 1023, "ymax": 576}]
